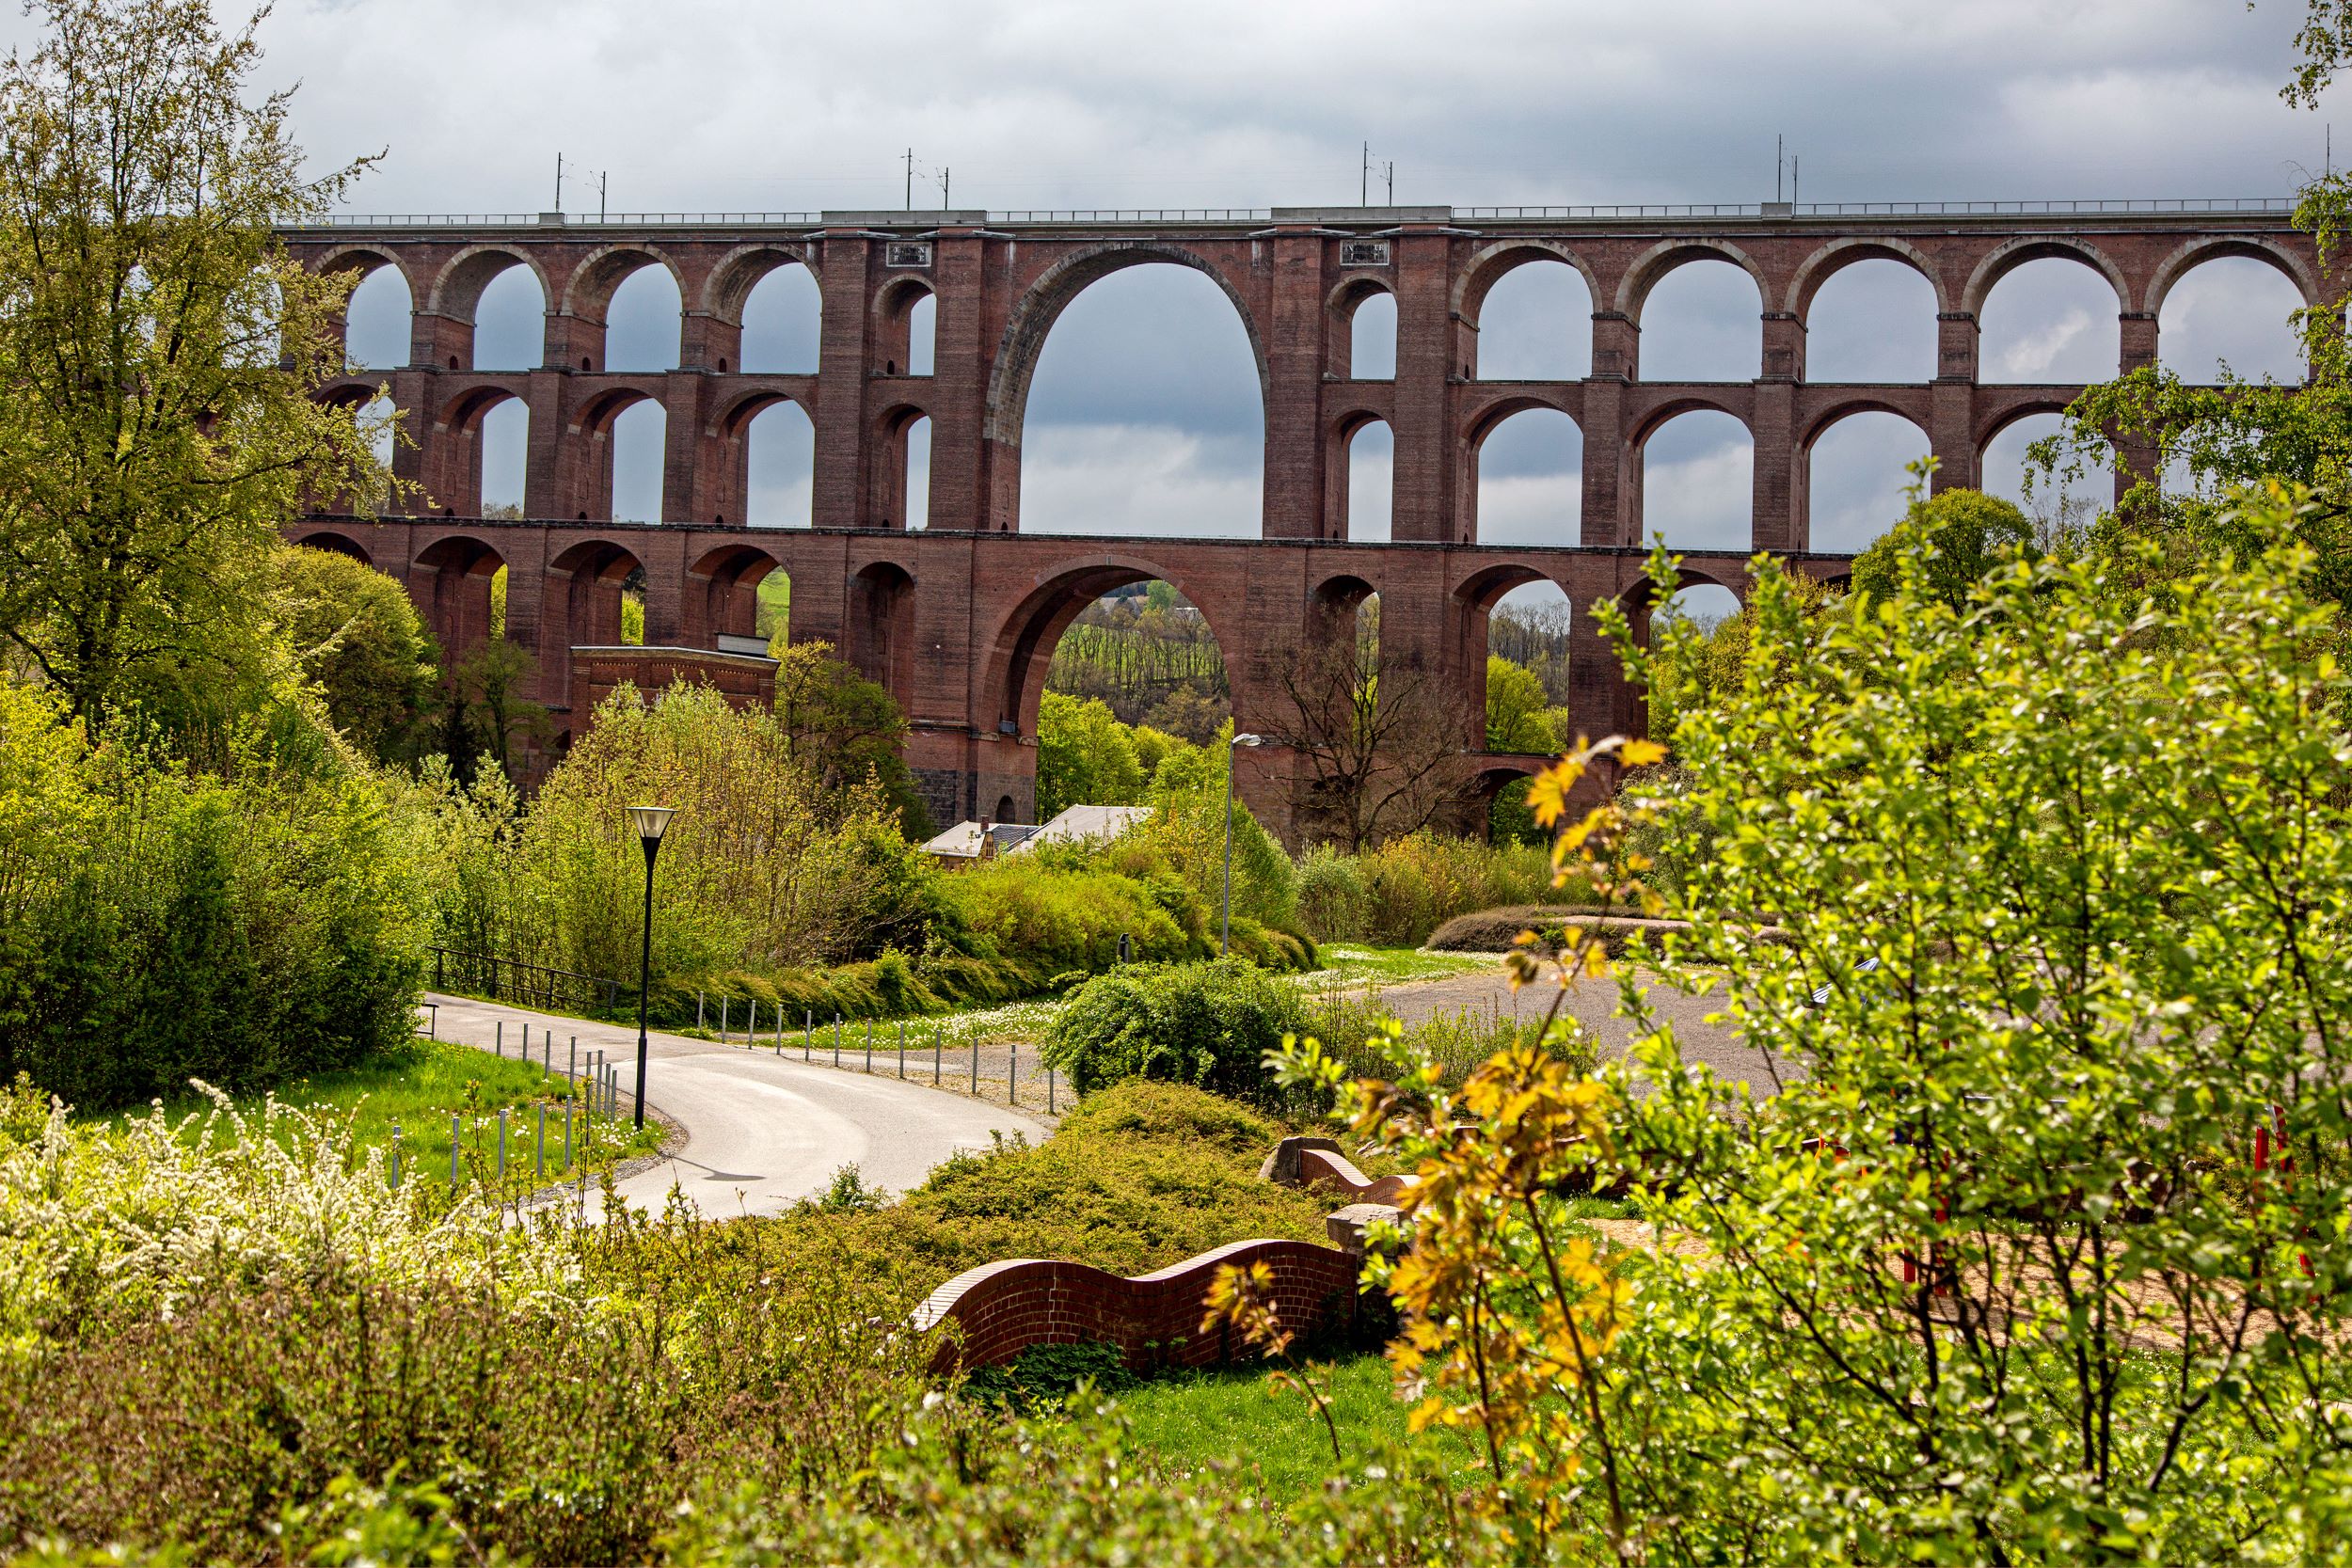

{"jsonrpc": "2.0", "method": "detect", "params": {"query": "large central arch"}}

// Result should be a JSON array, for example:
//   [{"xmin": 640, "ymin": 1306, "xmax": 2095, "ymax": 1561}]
[{"xmin": 982, "ymin": 243, "xmax": 1270, "ymax": 449}]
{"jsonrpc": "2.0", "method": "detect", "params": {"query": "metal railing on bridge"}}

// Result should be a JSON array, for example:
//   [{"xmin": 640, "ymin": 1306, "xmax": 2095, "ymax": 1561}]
[{"xmin": 430, "ymin": 946, "xmax": 625, "ymax": 1015}]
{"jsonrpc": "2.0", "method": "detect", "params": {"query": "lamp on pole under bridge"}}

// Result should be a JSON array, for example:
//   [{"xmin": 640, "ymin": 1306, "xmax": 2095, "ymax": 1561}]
[{"xmin": 628, "ymin": 804, "xmax": 676, "ymax": 1131}]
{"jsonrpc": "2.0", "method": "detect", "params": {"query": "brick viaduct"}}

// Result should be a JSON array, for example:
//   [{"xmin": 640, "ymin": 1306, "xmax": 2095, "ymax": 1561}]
[{"xmin": 285, "ymin": 199, "xmax": 2320, "ymax": 837}]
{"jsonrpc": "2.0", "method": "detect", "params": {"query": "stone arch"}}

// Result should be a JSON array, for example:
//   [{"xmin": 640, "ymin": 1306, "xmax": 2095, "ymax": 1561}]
[
  {"xmin": 985, "ymin": 554, "xmax": 1237, "ymax": 736},
  {"xmin": 1452, "ymin": 239, "xmax": 1603, "ymax": 324},
  {"xmin": 875, "ymin": 275, "xmax": 935, "ymax": 378},
  {"xmin": 1327, "ymin": 275, "xmax": 1396, "ymax": 380},
  {"xmin": 1960, "ymin": 236, "xmax": 2128, "ymax": 319},
  {"xmin": 315, "ymin": 244, "xmax": 413, "ymax": 289},
  {"xmin": 1798, "ymin": 394, "xmax": 1926, "ymax": 451},
  {"xmin": 1785, "ymin": 236, "xmax": 1948, "ymax": 319},
  {"xmin": 723, "ymin": 391, "xmax": 816, "ymax": 529},
  {"xmin": 2144, "ymin": 235, "xmax": 2322, "ymax": 316},
  {"xmin": 700, "ymin": 243, "xmax": 821, "ymax": 325},
  {"xmin": 870, "ymin": 402, "xmax": 933, "ymax": 529},
  {"xmin": 425, "ymin": 244, "xmax": 552, "ymax": 324},
  {"xmin": 1329, "ymin": 412, "xmax": 1393, "ymax": 540},
  {"xmin": 557, "ymin": 242, "xmax": 689, "ymax": 325},
  {"xmin": 1973, "ymin": 396, "xmax": 2076, "ymax": 453},
  {"xmin": 1613, "ymin": 238, "xmax": 1770, "ymax": 319},
  {"xmin": 1629, "ymin": 395, "xmax": 1753, "ymax": 448},
  {"xmin": 686, "ymin": 542, "xmax": 785, "ymax": 650},
  {"xmin": 1804, "ymin": 404, "xmax": 1931, "ymax": 553},
  {"xmin": 572, "ymin": 388, "xmax": 666, "ymax": 522},
  {"xmin": 1466, "ymin": 402, "xmax": 1582, "ymax": 546},
  {"xmin": 547, "ymin": 536, "xmax": 647, "ymax": 667},
  {"xmin": 1632, "ymin": 404, "xmax": 1756, "ymax": 552},
  {"xmin": 411, "ymin": 531, "xmax": 508, "ymax": 662},
  {"xmin": 291, "ymin": 527, "xmax": 373, "ymax": 567},
  {"xmin": 981, "ymin": 242, "xmax": 1270, "ymax": 446},
  {"xmin": 432, "ymin": 383, "xmax": 530, "ymax": 516}
]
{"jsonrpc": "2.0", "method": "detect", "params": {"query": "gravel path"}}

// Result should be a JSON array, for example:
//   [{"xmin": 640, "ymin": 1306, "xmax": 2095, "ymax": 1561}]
[{"xmin": 1343, "ymin": 960, "xmax": 1807, "ymax": 1097}]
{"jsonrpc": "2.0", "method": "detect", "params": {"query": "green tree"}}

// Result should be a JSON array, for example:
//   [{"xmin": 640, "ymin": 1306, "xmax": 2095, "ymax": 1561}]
[
  {"xmin": 1484, "ymin": 655, "xmax": 1562, "ymax": 752},
  {"xmin": 773, "ymin": 640, "xmax": 929, "ymax": 832},
  {"xmin": 1034, "ymin": 690, "xmax": 1145, "ymax": 820},
  {"xmin": 1849, "ymin": 481, "xmax": 2034, "ymax": 609},
  {"xmin": 269, "ymin": 545, "xmax": 437, "ymax": 762},
  {"xmin": 0, "ymin": 0, "xmax": 385, "ymax": 732},
  {"xmin": 1308, "ymin": 513, "xmax": 2352, "ymax": 1560}
]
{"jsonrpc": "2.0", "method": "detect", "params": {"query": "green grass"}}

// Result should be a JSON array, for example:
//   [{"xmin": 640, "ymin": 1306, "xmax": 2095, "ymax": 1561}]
[
  {"xmin": 84, "ymin": 1037, "xmax": 662, "ymax": 1196},
  {"xmin": 1298, "ymin": 943, "xmax": 1502, "ymax": 988},
  {"xmin": 1102, "ymin": 1352, "xmax": 1475, "ymax": 1499}
]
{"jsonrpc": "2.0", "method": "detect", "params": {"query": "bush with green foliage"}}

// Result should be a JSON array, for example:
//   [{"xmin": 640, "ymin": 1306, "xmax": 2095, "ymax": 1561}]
[
  {"xmin": 269, "ymin": 544, "xmax": 439, "ymax": 763},
  {"xmin": 0, "ymin": 684, "xmax": 425, "ymax": 1111},
  {"xmin": 1291, "ymin": 832, "xmax": 1562, "ymax": 946},
  {"xmin": 1045, "ymin": 960, "xmax": 1303, "ymax": 1101},
  {"xmin": 1849, "ymin": 481, "xmax": 2034, "ymax": 609}
]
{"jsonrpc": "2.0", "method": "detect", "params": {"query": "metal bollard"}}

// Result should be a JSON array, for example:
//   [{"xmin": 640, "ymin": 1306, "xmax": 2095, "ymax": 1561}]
[
  {"xmin": 497, "ymin": 1108, "xmax": 507, "ymax": 1180},
  {"xmin": 450, "ymin": 1114, "xmax": 461, "ymax": 1185},
  {"xmin": 389, "ymin": 1123, "xmax": 402, "ymax": 1186},
  {"xmin": 971, "ymin": 1028, "xmax": 979, "ymax": 1094},
  {"xmin": 496, "ymin": 1020, "xmax": 503, "ymax": 1057},
  {"xmin": 1048, "ymin": 1067, "xmax": 1056, "ymax": 1116},
  {"xmin": 697, "ymin": 990, "xmax": 706, "ymax": 1031},
  {"xmin": 934, "ymin": 1029, "xmax": 942, "ymax": 1085},
  {"xmin": 898, "ymin": 1020, "xmax": 905, "ymax": 1078},
  {"xmin": 721, "ymin": 995, "xmax": 730, "ymax": 1045},
  {"xmin": 804, "ymin": 1009, "xmax": 813, "ymax": 1061},
  {"xmin": 564, "ymin": 1102, "xmax": 573, "ymax": 1169},
  {"xmin": 1009, "ymin": 1043, "xmax": 1017, "ymax": 1106},
  {"xmin": 568, "ymin": 1037, "xmax": 578, "ymax": 1086},
  {"xmin": 865, "ymin": 1019, "xmax": 873, "ymax": 1073},
  {"xmin": 834, "ymin": 1013, "xmax": 842, "ymax": 1069},
  {"xmin": 536, "ymin": 1103, "xmax": 546, "ymax": 1176}
]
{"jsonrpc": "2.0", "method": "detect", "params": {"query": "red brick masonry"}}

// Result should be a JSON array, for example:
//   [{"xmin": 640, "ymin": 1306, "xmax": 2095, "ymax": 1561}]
[{"xmin": 913, "ymin": 1238, "xmax": 1364, "ymax": 1371}]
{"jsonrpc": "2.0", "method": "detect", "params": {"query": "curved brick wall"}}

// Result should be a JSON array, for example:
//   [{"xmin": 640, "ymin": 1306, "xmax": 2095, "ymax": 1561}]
[
  {"xmin": 914, "ymin": 1237, "xmax": 1363, "ymax": 1371},
  {"xmin": 1298, "ymin": 1148, "xmax": 1417, "ymax": 1205}
]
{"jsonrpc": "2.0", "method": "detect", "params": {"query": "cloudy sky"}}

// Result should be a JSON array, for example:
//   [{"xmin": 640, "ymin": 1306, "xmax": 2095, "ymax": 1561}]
[{"xmin": 190, "ymin": 0, "xmax": 2344, "ymax": 607}]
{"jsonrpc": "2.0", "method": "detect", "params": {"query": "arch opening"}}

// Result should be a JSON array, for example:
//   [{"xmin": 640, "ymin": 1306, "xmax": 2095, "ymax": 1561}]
[
  {"xmin": 343, "ymin": 265, "xmax": 411, "ymax": 370},
  {"xmin": 689, "ymin": 544, "xmax": 787, "ymax": 655},
  {"xmin": 2160, "ymin": 254, "xmax": 2306, "ymax": 385},
  {"xmin": 1639, "ymin": 259, "xmax": 1762, "ymax": 382},
  {"xmin": 1016, "ymin": 260, "xmax": 1265, "ymax": 537},
  {"xmin": 412, "ymin": 534, "xmax": 508, "ymax": 665},
  {"xmin": 1638, "ymin": 410, "xmax": 1753, "ymax": 550},
  {"xmin": 548, "ymin": 539, "xmax": 647, "ymax": 656},
  {"xmin": 743, "ymin": 399, "xmax": 814, "ymax": 528},
  {"xmin": 1808, "ymin": 410, "xmax": 1931, "ymax": 552},
  {"xmin": 1982, "ymin": 412, "xmax": 2114, "ymax": 544},
  {"xmin": 1346, "ymin": 419, "xmax": 1393, "ymax": 542},
  {"xmin": 1474, "ymin": 407, "xmax": 1582, "ymax": 546},
  {"xmin": 1474, "ymin": 259, "xmax": 1593, "ymax": 381},
  {"xmin": 1349, "ymin": 290, "xmax": 1397, "ymax": 380},
  {"xmin": 1980, "ymin": 257, "xmax": 2121, "ymax": 385},
  {"xmin": 472, "ymin": 263, "xmax": 546, "ymax": 372},
  {"xmin": 592, "ymin": 396, "xmax": 666, "ymax": 523},
  {"xmin": 1805, "ymin": 259, "xmax": 1936, "ymax": 383},
  {"xmin": 605, "ymin": 266, "xmax": 683, "ymax": 372},
  {"xmin": 741, "ymin": 261, "xmax": 822, "ymax": 373}
]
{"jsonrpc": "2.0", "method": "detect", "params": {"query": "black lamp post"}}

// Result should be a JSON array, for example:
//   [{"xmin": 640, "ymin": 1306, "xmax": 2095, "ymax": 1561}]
[
  {"xmin": 628, "ymin": 804, "xmax": 675, "ymax": 1130},
  {"xmin": 1221, "ymin": 733, "xmax": 1263, "ymax": 957}
]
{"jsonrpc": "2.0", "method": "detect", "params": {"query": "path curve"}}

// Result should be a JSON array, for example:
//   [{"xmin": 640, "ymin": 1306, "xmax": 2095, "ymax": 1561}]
[{"xmin": 422, "ymin": 992, "xmax": 1048, "ymax": 1218}]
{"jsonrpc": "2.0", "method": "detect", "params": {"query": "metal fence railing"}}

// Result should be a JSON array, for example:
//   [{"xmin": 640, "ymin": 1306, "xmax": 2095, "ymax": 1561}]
[{"xmin": 430, "ymin": 946, "xmax": 624, "ymax": 1015}]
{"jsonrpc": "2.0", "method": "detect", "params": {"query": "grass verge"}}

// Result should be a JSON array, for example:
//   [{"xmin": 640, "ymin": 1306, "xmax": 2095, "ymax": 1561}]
[{"xmin": 84, "ymin": 1037, "xmax": 663, "ymax": 1199}]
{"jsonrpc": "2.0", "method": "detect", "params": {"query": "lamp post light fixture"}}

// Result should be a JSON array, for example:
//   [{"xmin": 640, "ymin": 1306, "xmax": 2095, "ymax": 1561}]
[
  {"xmin": 628, "ymin": 804, "xmax": 676, "ymax": 1130},
  {"xmin": 1221, "ymin": 733, "xmax": 1263, "ymax": 957}
]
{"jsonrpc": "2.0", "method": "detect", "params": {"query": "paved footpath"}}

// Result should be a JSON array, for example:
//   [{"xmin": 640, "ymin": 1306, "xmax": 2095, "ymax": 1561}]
[
  {"xmin": 1359, "ymin": 962, "xmax": 1805, "ymax": 1099},
  {"xmin": 422, "ymin": 992, "xmax": 1046, "ymax": 1219}
]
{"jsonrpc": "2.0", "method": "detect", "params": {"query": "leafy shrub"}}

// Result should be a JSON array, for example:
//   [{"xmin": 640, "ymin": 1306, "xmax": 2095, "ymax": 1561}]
[
  {"xmin": 0, "ymin": 684, "xmax": 425, "ymax": 1110},
  {"xmin": 1044, "ymin": 960, "xmax": 1303, "ymax": 1101},
  {"xmin": 1295, "ymin": 832, "xmax": 1564, "ymax": 945},
  {"xmin": 936, "ymin": 855, "xmax": 1199, "ymax": 976},
  {"xmin": 962, "ymin": 1338, "xmax": 1137, "ymax": 1412}
]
